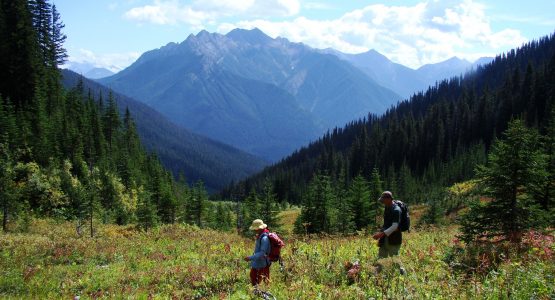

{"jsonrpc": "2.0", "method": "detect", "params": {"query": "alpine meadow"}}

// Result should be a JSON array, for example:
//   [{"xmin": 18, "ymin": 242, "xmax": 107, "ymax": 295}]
[{"xmin": 0, "ymin": 0, "xmax": 554, "ymax": 299}]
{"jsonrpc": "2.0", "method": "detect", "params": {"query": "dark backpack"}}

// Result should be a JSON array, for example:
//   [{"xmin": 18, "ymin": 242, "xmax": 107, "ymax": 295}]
[
  {"xmin": 393, "ymin": 200, "xmax": 410, "ymax": 232},
  {"xmin": 263, "ymin": 232, "xmax": 285, "ymax": 262}
]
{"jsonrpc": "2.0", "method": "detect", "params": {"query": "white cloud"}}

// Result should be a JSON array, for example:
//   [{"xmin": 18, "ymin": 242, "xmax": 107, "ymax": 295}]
[
  {"xmin": 219, "ymin": 0, "xmax": 527, "ymax": 68},
  {"xmin": 304, "ymin": 2, "xmax": 334, "ymax": 10},
  {"xmin": 121, "ymin": 0, "xmax": 529, "ymax": 68},
  {"xmin": 124, "ymin": 0, "xmax": 211, "ymax": 26},
  {"xmin": 124, "ymin": 0, "xmax": 300, "ymax": 26}
]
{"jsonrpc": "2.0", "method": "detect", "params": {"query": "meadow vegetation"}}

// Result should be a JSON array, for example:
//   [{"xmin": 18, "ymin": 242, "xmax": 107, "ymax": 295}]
[{"xmin": 1, "ymin": 211, "xmax": 553, "ymax": 299}]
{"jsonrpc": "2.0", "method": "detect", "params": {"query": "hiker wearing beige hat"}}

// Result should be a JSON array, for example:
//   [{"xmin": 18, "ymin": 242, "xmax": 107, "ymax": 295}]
[{"xmin": 244, "ymin": 219, "xmax": 271, "ymax": 286}]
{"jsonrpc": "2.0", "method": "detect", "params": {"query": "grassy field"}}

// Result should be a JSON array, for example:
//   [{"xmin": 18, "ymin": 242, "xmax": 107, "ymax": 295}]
[{"xmin": 0, "ymin": 214, "xmax": 553, "ymax": 299}]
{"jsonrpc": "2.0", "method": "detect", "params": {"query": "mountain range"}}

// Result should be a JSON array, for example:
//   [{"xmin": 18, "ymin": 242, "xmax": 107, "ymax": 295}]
[
  {"xmin": 60, "ymin": 27, "xmax": 498, "ymax": 188},
  {"xmin": 61, "ymin": 69, "xmax": 268, "ymax": 191},
  {"xmin": 223, "ymin": 32, "xmax": 555, "ymax": 204},
  {"xmin": 98, "ymin": 28, "xmax": 403, "ymax": 161},
  {"xmin": 326, "ymin": 49, "xmax": 493, "ymax": 98}
]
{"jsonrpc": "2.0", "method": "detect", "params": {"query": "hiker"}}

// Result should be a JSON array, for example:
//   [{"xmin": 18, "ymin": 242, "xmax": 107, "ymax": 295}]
[
  {"xmin": 244, "ymin": 219, "xmax": 271, "ymax": 286},
  {"xmin": 372, "ymin": 191, "xmax": 403, "ymax": 258}
]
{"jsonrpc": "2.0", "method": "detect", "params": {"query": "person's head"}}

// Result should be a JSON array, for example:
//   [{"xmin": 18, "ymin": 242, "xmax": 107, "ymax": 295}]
[
  {"xmin": 378, "ymin": 191, "xmax": 394, "ymax": 206},
  {"xmin": 249, "ymin": 219, "xmax": 267, "ymax": 234}
]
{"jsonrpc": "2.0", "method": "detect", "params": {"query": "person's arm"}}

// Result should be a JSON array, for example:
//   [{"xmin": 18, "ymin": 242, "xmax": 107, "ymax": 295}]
[
  {"xmin": 383, "ymin": 222, "xmax": 399, "ymax": 236},
  {"xmin": 248, "ymin": 236, "xmax": 270, "ymax": 260},
  {"xmin": 374, "ymin": 207, "xmax": 401, "ymax": 238}
]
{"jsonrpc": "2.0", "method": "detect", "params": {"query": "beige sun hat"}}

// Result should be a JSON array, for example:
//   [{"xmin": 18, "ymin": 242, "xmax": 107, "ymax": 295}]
[{"xmin": 249, "ymin": 219, "xmax": 268, "ymax": 230}]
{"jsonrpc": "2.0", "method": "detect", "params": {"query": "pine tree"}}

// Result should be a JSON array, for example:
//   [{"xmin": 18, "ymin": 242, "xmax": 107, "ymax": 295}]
[
  {"xmin": 103, "ymin": 91, "xmax": 120, "ymax": 151},
  {"xmin": 368, "ymin": 168, "xmax": 383, "ymax": 228},
  {"xmin": 460, "ymin": 119, "xmax": 549, "ymax": 242},
  {"xmin": 260, "ymin": 179, "xmax": 280, "ymax": 230},
  {"xmin": 347, "ymin": 175, "xmax": 370, "ymax": 230},
  {"xmin": 49, "ymin": 4, "xmax": 67, "ymax": 66},
  {"xmin": 188, "ymin": 181, "xmax": 207, "ymax": 227},
  {"xmin": 541, "ymin": 108, "xmax": 555, "ymax": 225},
  {"xmin": 0, "ymin": 143, "xmax": 19, "ymax": 231},
  {"xmin": 297, "ymin": 174, "xmax": 333, "ymax": 233},
  {"xmin": 242, "ymin": 188, "xmax": 260, "ymax": 233},
  {"xmin": 136, "ymin": 190, "xmax": 158, "ymax": 231}
]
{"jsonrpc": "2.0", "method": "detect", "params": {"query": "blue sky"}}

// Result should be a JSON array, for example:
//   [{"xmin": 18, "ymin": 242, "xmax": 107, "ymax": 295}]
[{"xmin": 55, "ymin": 0, "xmax": 555, "ymax": 71}]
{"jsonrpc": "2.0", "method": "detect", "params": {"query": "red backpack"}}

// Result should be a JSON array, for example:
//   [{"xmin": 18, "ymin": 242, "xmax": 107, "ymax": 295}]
[{"xmin": 263, "ymin": 232, "xmax": 285, "ymax": 262}]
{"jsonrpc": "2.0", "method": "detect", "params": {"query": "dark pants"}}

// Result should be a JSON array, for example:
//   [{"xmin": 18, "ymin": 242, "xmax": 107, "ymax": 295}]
[
  {"xmin": 378, "ymin": 237, "xmax": 401, "ymax": 258},
  {"xmin": 250, "ymin": 266, "xmax": 270, "ymax": 285}
]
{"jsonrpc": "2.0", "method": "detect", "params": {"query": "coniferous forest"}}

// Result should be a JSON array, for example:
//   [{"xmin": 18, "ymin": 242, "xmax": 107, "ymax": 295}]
[{"xmin": 0, "ymin": 0, "xmax": 233, "ymax": 234}]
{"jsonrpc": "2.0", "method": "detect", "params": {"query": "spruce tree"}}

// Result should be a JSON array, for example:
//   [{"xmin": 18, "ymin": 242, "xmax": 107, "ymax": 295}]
[
  {"xmin": 242, "ymin": 188, "xmax": 260, "ymax": 233},
  {"xmin": 297, "ymin": 174, "xmax": 333, "ymax": 233},
  {"xmin": 0, "ymin": 143, "xmax": 19, "ymax": 231},
  {"xmin": 188, "ymin": 181, "xmax": 207, "ymax": 227},
  {"xmin": 136, "ymin": 190, "xmax": 158, "ymax": 231},
  {"xmin": 260, "ymin": 179, "xmax": 280, "ymax": 230},
  {"xmin": 348, "ymin": 175, "xmax": 371, "ymax": 230},
  {"xmin": 368, "ymin": 168, "xmax": 383, "ymax": 228},
  {"xmin": 460, "ymin": 119, "xmax": 549, "ymax": 242}
]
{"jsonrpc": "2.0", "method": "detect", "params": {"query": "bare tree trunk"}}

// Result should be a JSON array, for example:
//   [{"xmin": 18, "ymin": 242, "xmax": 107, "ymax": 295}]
[
  {"xmin": 2, "ymin": 203, "xmax": 8, "ymax": 232},
  {"xmin": 76, "ymin": 218, "xmax": 83, "ymax": 237},
  {"xmin": 90, "ymin": 199, "xmax": 94, "ymax": 238}
]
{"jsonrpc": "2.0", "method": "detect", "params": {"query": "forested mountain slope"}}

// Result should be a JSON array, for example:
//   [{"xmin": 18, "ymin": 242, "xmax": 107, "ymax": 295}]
[
  {"xmin": 223, "ymin": 33, "xmax": 555, "ymax": 204},
  {"xmin": 62, "ymin": 69, "xmax": 268, "ymax": 191}
]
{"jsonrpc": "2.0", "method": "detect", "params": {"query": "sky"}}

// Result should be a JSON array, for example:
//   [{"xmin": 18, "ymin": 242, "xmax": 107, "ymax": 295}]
[{"xmin": 54, "ymin": 0, "xmax": 555, "ymax": 71}]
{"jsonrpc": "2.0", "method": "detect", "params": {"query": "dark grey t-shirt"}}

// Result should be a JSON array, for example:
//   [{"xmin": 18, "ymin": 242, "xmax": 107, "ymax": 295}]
[{"xmin": 382, "ymin": 203, "xmax": 402, "ymax": 245}]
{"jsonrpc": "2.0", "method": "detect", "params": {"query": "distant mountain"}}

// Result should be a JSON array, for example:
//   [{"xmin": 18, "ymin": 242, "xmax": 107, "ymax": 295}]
[
  {"xmin": 472, "ymin": 57, "xmax": 495, "ymax": 69},
  {"xmin": 416, "ymin": 56, "xmax": 472, "ymax": 84},
  {"xmin": 99, "ymin": 28, "xmax": 401, "ymax": 161},
  {"xmin": 61, "ymin": 69, "xmax": 268, "ymax": 192},
  {"xmin": 84, "ymin": 67, "xmax": 114, "ymax": 79},
  {"xmin": 331, "ymin": 50, "xmax": 495, "ymax": 99},
  {"xmin": 65, "ymin": 61, "xmax": 118, "ymax": 79},
  {"xmin": 326, "ymin": 48, "xmax": 428, "ymax": 98}
]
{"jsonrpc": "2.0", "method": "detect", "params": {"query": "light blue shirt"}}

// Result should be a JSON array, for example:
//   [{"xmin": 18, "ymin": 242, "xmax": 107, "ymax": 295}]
[{"xmin": 249, "ymin": 233, "xmax": 271, "ymax": 269}]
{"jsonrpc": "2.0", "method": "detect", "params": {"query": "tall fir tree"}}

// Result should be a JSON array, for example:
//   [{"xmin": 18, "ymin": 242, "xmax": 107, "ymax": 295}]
[
  {"xmin": 347, "ymin": 174, "xmax": 371, "ymax": 230},
  {"xmin": 460, "ymin": 120, "xmax": 549, "ymax": 242}
]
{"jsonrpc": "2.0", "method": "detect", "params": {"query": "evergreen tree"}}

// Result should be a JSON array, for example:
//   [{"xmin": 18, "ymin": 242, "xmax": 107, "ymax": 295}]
[
  {"xmin": 188, "ymin": 181, "xmax": 207, "ymax": 227},
  {"xmin": 0, "ymin": 144, "xmax": 19, "ymax": 231},
  {"xmin": 332, "ymin": 183, "xmax": 355, "ymax": 234},
  {"xmin": 103, "ymin": 91, "xmax": 120, "ymax": 151},
  {"xmin": 460, "ymin": 120, "xmax": 549, "ymax": 242},
  {"xmin": 260, "ymin": 179, "xmax": 280, "ymax": 230},
  {"xmin": 368, "ymin": 168, "xmax": 383, "ymax": 228},
  {"xmin": 242, "ymin": 188, "xmax": 260, "ymax": 233},
  {"xmin": 347, "ymin": 175, "xmax": 371, "ymax": 230},
  {"xmin": 136, "ymin": 190, "xmax": 158, "ymax": 231},
  {"xmin": 85, "ymin": 166, "xmax": 102, "ymax": 237},
  {"xmin": 49, "ymin": 4, "xmax": 67, "ymax": 66},
  {"xmin": 296, "ymin": 174, "xmax": 333, "ymax": 233}
]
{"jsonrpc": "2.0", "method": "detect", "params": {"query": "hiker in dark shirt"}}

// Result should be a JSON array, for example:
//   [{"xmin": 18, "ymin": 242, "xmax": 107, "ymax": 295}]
[{"xmin": 372, "ymin": 191, "xmax": 403, "ymax": 258}]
